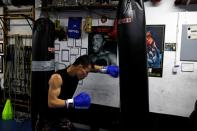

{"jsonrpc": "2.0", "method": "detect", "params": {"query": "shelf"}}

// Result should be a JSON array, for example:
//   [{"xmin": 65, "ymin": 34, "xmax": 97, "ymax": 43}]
[{"xmin": 38, "ymin": 4, "xmax": 118, "ymax": 11}]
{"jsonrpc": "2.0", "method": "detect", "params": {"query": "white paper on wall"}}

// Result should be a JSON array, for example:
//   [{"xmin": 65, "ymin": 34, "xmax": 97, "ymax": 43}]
[
  {"xmin": 55, "ymin": 43, "xmax": 60, "ymax": 51},
  {"xmin": 80, "ymin": 48, "xmax": 87, "ymax": 55},
  {"xmin": 67, "ymin": 38, "xmax": 74, "ymax": 47},
  {"xmin": 61, "ymin": 49, "xmax": 69, "ymax": 62},
  {"xmin": 75, "ymin": 39, "xmax": 82, "ymax": 47},
  {"xmin": 187, "ymin": 25, "xmax": 197, "ymax": 40},
  {"xmin": 181, "ymin": 63, "xmax": 194, "ymax": 72},
  {"xmin": 70, "ymin": 54, "xmax": 77, "ymax": 64},
  {"xmin": 70, "ymin": 48, "xmax": 79, "ymax": 55}
]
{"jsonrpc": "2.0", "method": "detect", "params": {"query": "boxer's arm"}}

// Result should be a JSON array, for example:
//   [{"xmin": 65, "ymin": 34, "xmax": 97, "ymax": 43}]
[
  {"xmin": 48, "ymin": 74, "xmax": 66, "ymax": 108},
  {"xmin": 48, "ymin": 74, "xmax": 91, "ymax": 109},
  {"xmin": 91, "ymin": 65, "xmax": 103, "ymax": 72},
  {"xmin": 91, "ymin": 65, "xmax": 119, "ymax": 78}
]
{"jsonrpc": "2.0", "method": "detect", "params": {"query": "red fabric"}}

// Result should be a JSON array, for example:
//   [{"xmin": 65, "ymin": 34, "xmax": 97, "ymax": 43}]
[
  {"xmin": 108, "ymin": 18, "xmax": 118, "ymax": 40},
  {"xmin": 151, "ymin": 0, "xmax": 161, "ymax": 5}
]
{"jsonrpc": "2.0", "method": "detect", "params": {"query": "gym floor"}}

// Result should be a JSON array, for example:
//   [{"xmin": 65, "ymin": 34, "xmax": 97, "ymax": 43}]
[
  {"xmin": 0, "ymin": 112, "xmax": 192, "ymax": 131},
  {"xmin": 0, "ymin": 119, "xmax": 110, "ymax": 131}
]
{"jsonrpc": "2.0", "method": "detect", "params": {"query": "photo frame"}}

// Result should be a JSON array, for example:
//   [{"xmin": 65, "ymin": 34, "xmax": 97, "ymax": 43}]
[
  {"xmin": 70, "ymin": 54, "xmax": 77, "ymax": 64},
  {"xmin": 88, "ymin": 30, "xmax": 118, "ymax": 66},
  {"xmin": 0, "ymin": 55, "xmax": 3, "ymax": 73},
  {"xmin": 0, "ymin": 29, "xmax": 3, "ymax": 41},
  {"xmin": 55, "ymin": 53, "xmax": 59, "ymax": 62},
  {"xmin": 146, "ymin": 25, "xmax": 165, "ymax": 77},
  {"xmin": 67, "ymin": 39, "xmax": 74, "ymax": 47},
  {"xmin": 80, "ymin": 48, "xmax": 87, "ymax": 55},
  {"xmin": 165, "ymin": 43, "xmax": 176, "ymax": 51},
  {"xmin": 75, "ymin": 39, "xmax": 82, "ymax": 47},
  {"xmin": 0, "ymin": 42, "xmax": 3, "ymax": 53},
  {"xmin": 70, "ymin": 48, "xmax": 79, "ymax": 55},
  {"xmin": 55, "ymin": 43, "xmax": 60, "ymax": 51},
  {"xmin": 61, "ymin": 49, "xmax": 69, "ymax": 62}
]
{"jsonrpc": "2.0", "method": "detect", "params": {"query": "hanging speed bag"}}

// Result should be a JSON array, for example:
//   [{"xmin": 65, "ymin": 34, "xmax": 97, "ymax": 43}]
[
  {"xmin": 31, "ymin": 17, "xmax": 55, "ymax": 129},
  {"xmin": 117, "ymin": 0, "xmax": 149, "ymax": 130}
]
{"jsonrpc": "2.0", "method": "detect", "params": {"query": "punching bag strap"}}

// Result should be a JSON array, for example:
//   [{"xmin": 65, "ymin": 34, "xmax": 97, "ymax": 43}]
[{"xmin": 32, "ymin": 60, "xmax": 55, "ymax": 71}]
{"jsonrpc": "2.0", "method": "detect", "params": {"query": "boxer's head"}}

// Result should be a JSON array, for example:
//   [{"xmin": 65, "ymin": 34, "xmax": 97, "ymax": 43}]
[{"xmin": 72, "ymin": 55, "xmax": 93, "ymax": 80}]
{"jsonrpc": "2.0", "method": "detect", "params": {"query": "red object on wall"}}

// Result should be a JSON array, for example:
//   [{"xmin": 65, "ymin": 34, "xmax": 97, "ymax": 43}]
[
  {"xmin": 108, "ymin": 18, "xmax": 118, "ymax": 40},
  {"xmin": 151, "ymin": 0, "xmax": 161, "ymax": 5}
]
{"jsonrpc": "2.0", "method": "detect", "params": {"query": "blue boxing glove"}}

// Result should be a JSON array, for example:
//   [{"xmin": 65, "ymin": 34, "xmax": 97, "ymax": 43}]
[
  {"xmin": 66, "ymin": 92, "xmax": 91, "ymax": 109},
  {"xmin": 100, "ymin": 65, "xmax": 119, "ymax": 78}
]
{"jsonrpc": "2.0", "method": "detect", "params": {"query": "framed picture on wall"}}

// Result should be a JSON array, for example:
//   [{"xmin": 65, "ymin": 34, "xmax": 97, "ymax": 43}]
[
  {"xmin": 70, "ymin": 54, "xmax": 77, "ymax": 64},
  {"xmin": 55, "ymin": 43, "xmax": 60, "ymax": 51},
  {"xmin": 88, "ymin": 33, "xmax": 117, "ymax": 66},
  {"xmin": 80, "ymin": 48, "xmax": 87, "ymax": 55},
  {"xmin": 88, "ymin": 28, "xmax": 118, "ymax": 66},
  {"xmin": 0, "ymin": 29, "xmax": 3, "ymax": 41},
  {"xmin": 146, "ymin": 25, "xmax": 165, "ymax": 77},
  {"xmin": 0, "ymin": 55, "xmax": 3, "ymax": 73},
  {"xmin": 61, "ymin": 49, "xmax": 69, "ymax": 62},
  {"xmin": 75, "ymin": 39, "xmax": 82, "ymax": 47},
  {"xmin": 0, "ymin": 42, "xmax": 3, "ymax": 53},
  {"xmin": 165, "ymin": 43, "xmax": 176, "ymax": 51},
  {"xmin": 55, "ymin": 53, "xmax": 59, "ymax": 62}
]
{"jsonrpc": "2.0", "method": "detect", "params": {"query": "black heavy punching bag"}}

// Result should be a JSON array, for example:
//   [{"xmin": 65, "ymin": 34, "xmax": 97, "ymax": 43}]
[
  {"xmin": 117, "ymin": 0, "xmax": 149, "ymax": 130},
  {"xmin": 11, "ymin": 0, "xmax": 34, "ymax": 6},
  {"xmin": 0, "ymin": 0, "xmax": 4, "ymax": 6},
  {"xmin": 1, "ymin": 0, "xmax": 34, "ymax": 6},
  {"xmin": 31, "ymin": 18, "xmax": 55, "ymax": 130}
]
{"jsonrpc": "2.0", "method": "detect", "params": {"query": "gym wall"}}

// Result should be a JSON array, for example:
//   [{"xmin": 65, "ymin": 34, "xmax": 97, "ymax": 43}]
[
  {"xmin": 145, "ymin": 0, "xmax": 197, "ymax": 117},
  {"xmin": 34, "ymin": 0, "xmax": 197, "ymax": 118},
  {"xmin": 35, "ymin": 0, "xmax": 119, "ymax": 108}
]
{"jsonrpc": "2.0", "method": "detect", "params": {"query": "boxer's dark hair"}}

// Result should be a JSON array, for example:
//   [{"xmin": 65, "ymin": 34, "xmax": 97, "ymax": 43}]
[{"xmin": 73, "ymin": 55, "xmax": 94, "ymax": 68}]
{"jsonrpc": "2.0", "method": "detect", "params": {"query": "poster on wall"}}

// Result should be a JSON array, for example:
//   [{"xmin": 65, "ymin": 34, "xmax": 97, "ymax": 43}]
[
  {"xmin": 146, "ymin": 25, "xmax": 165, "ymax": 77},
  {"xmin": 165, "ymin": 43, "xmax": 176, "ymax": 51},
  {"xmin": 180, "ymin": 25, "xmax": 197, "ymax": 61},
  {"xmin": 73, "ymin": 26, "xmax": 120, "ymax": 108},
  {"xmin": 88, "ymin": 26, "xmax": 118, "ymax": 66},
  {"xmin": 187, "ymin": 25, "xmax": 197, "ymax": 40}
]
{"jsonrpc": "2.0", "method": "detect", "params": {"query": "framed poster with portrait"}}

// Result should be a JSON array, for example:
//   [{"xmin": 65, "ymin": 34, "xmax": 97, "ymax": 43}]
[
  {"xmin": 88, "ymin": 30, "xmax": 118, "ymax": 66},
  {"xmin": 76, "ymin": 26, "xmax": 120, "ymax": 108},
  {"xmin": 146, "ymin": 25, "xmax": 165, "ymax": 77}
]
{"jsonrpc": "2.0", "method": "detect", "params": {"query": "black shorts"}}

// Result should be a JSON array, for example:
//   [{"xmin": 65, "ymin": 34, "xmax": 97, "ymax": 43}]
[{"xmin": 35, "ymin": 118, "xmax": 76, "ymax": 131}]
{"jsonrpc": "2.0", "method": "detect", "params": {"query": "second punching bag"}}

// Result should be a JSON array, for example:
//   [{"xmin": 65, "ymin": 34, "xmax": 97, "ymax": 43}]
[
  {"xmin": 31, "ymin": 17, "xmax": 55, "ymax": 130},
  {"xmin": 117, "ymin": 0, "xmax": 149, "ymax": 130}
]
